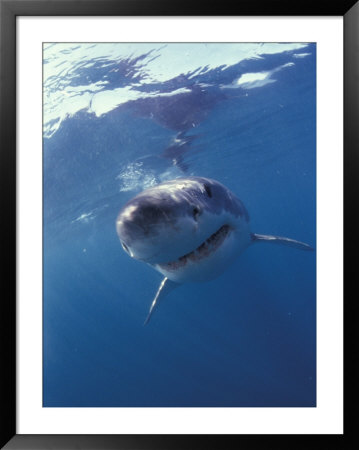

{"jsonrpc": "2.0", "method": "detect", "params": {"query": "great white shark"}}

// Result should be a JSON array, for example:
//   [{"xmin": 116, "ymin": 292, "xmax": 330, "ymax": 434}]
[{"xmin": 116, "ymin": 177, "xmax": 313, "ymax": 324}]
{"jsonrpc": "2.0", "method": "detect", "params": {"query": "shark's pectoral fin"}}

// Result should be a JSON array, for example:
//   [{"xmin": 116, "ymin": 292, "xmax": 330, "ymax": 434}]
[
  {"xmin": 251, "ymin": 233, "xmax": 314, "ymax": 251},
  {"xmin": 144, "ymin": 277, "xmax": 179, "ymax": 325}
]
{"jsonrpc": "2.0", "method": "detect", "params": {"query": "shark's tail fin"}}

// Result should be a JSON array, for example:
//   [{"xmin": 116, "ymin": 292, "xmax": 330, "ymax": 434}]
[
  {"xmin": 251, "ymin": 233, "xmax": 314, "ymax": 251},
  {"xmin": 144, "ymin": 277, "xmax": 179, "ymax": 326}
]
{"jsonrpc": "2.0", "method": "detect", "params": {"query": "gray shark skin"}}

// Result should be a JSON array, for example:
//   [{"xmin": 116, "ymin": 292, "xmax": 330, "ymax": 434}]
[{"xmin": 116, "ymin": 177, "xmax": 313, "ymax": 324}]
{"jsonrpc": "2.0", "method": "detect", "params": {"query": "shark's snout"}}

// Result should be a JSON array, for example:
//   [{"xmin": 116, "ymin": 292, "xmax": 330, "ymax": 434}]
[
  {"xmin": 116, "ymin": 196, "xmax": 193, "ymax": 263},
  {"xmin": 117, "ymin": 201, "xmax": 178, "ymax": 243}
]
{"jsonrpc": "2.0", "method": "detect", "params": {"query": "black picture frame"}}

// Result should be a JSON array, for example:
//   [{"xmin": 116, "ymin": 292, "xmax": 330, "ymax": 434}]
[{"xmin": 1, "ymin": 1, "xmax": 357, "ymax": 448}]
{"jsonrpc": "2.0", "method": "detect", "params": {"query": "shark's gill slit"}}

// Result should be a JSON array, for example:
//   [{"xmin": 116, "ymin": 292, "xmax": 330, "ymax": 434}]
[{"xmin": 158, "ymin": 224, "xmax": 231, "ymax": 271}]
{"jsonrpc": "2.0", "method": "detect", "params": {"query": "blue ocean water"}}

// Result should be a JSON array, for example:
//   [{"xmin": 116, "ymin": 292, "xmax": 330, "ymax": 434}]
[{"xmin": 43, "ymin": 43, "xmax": 316, "ymax": 407}]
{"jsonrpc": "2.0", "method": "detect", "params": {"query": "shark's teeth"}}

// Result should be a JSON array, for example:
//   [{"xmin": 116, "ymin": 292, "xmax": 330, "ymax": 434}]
[{"xmin": 158, "ymin": 224, "xmax": 231, "ymax": 271}]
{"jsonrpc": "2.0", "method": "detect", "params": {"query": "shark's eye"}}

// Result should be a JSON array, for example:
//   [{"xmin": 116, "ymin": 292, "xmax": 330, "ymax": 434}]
[
  {"xmin": 203, "ymin": 183, "xmax": 212, "ymax": 198},
  {"xmin": 193, "ymin": 207, "xmax": 200, "ymax": 220},
  {"xmin": 122, "ymin": 242, "xmax": 129, "ymax": 253}
]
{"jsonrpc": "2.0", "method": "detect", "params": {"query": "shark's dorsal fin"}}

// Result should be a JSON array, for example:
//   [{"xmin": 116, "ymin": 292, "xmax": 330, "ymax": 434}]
[
  {"xmin": 251, "ymin": 233, "xmax": 314, "ymax": 251},
  {"xmin": 144, "ymin": 277, "xmax": 178, "ymax": 325}
]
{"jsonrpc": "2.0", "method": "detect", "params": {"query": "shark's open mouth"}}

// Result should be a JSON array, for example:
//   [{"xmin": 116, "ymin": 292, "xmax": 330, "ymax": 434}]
[{"xmin": 157, "ymin": 224, "xmax": 231, "ymax": 271}]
